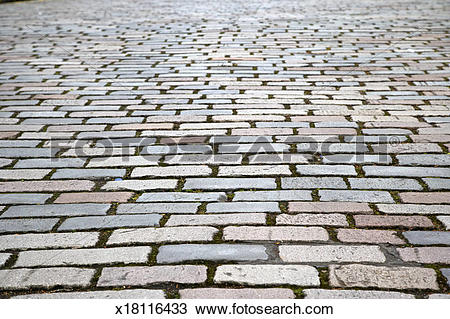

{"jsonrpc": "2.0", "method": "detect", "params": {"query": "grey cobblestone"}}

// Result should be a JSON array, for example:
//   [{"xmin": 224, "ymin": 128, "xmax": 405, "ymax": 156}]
[
  {"xmin": 117, "ymin": 203, "xmax": 200, "ymax": 214},
  {"xmin": 2, "ymin": 204, "xmax": 110, "ymax": 218},
  {"xmin": 15, "ymin": 247, "xmax": 151, "ymax": 267},
  {"xmin": 329, "ymin": 264, "xmax": 439, "ymax": 290},
  {"xmin": 319, "ymin": 190, "xmax": 394, "ymax": 203},
  {"xmin": 303, "ymin": 289, "xmax": 414, "ymax": 299},
  {"xmin": 0, "ymin": 219, "xmax": 59, "ymax": 234},
  {"xmin": 0, "ymin": 232, "xmax": 99, "ymax": 251},
  {"xmin": 0, "ymin": 268, "xmax": 95, "ymax": 290},
  {"xmin": 157, "ymin": 244, "xmax": 268, "ymax": 263},
  {"xmin": 0, "ymin": 194, "xmax": 52, "ymax": 204},
  {"xmin": 108, "ymin": 226, "xmax": 217, "ymax": 244},
  {"xmin": 282, "ymin": 177, "xmax": 347, "ymax": 189},
  {"xmin": 215, "ymin": 265, "xmax": 320, "ymax": 286},
  {"xmin": 184, "ymin": 178, "xmax": 276, "ymax": 190},
  {"xmin": 98, "ymin": 266, "xmax": 207, "ymax": 286},
  {"xmin": 58, "ymin": 215, "xmax": 161, "ymax": 231},
  {"xmin": 179, "ymin": 288, "xmax": 294, "ymax": 299}
]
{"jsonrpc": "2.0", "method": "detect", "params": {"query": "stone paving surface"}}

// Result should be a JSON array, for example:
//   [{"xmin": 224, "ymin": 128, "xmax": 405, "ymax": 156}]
[{"xmin": 0, "ymin": 0, "xmax": 449, "ymax": 299}]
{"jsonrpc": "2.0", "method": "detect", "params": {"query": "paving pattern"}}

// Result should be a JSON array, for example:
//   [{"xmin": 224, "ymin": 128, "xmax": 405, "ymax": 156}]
[{"xmin": 0, "ymin": 0, "xmax": 449, "ymax": 299}]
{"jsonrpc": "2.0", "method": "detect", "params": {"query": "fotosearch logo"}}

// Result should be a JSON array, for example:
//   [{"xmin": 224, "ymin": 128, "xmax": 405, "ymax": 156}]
[{"xmin": 48, "ymin": 135, "xmax": 396, "ymax": 164}]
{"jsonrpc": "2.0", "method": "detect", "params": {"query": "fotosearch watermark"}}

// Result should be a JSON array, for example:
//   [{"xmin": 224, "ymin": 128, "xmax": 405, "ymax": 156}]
[{"xmin": 48, "ymin": 135, "xmax": 400, "ymax": 164}]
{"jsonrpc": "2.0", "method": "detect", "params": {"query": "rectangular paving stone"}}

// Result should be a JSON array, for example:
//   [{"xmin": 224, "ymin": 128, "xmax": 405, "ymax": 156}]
[
  {"xmin": 403, "ymin": 231, "xmax": 450, "ymax": 245},
  {"xmin": 0, "ymin": 193, "xmax": 52, "ymax": 204},
  {"xmin": 165, "ymin": 154, "xmax": 242, "ymax": 165},
  {"xmin": 248, "ymin": 153, "xmax": 312, "ymax": 164},
  {"xmin": 206, "ymin": 202, "xmax": 280, "ymax": 213},
  {"xmin": 0, "ymin": 232, "xmax": 99, "ymax": 251},
  {"xmin": 279, "ymin": 245, "xmax": 386, "ymax": 263},
  {"xmin": 97, "ymin": 265, "xmax": 207, "ymax": 286},
  {"xmin": 397, "ymin": 154, "xmax": 450, "ymax": 166},
  {"xmin": 117, "ymin": 203, "xmax": 200, "ymax": 214},
  {"xmin": 108, "ymin": 226, "xmax": 217, "ymax": 244},
  {"xmin": 15, "ymin": 158, "xmax": 86, "ymax": 168},
  {"xmin": 397, "ymin": 247, "xmax": 450, "ymax": 264},
  {"xmin": 214, "ymin": 265, "xmax": 320, "ymax": 286},
  {"xmin": 319, "ymin": 190, "xmax": 394, "ymax": 203},
  {"xmin": 337, "ymin": 229, "xmax": 405, "ymax": 244},
  {"xmin": 377, "ymin": 204, "xmax": 450, "ymax": 215},
  {"xmin": 424, "ymin": 178, "xmax": 450, "ymax": 190},
  {"xmin": 296, "ymin": 165, "xmax": 357, "ymax": 176},
  {"xmin": 131, "ymin": 165, "xmax": 212, "ymax": 177},
  {"xmin": 282, "ymin": 177, "xmax": 347, "ymax": 189},
  {"xmin": 354, "ymin": 215, "xmax": 434, "ymax": 228},
  {"xmin": 184, "ymin": 178, "xmax": 276, "ymax": 190},
  {"xmin": 157, "ymin": 244, "xmax": 268, "ymax": 263},
  {"xmin": 0, "ymin": 169, "xmax": 51, "ymax": 180},
  {"xmin": 15, "ymin": 247, "xmax": 151, "ymax": 267},
  {"xmin": 54, "ymin": 192, "xmax": 133, "ymax": 203},
  {"xmin": 179, "ymin": 288, "xmax": 294, "ymax": 299},
  {"xmin": 87, "ymin": 155, "xmax": 160, "ymax": 168},
  {"xmin": 233, "ymin": 190, "xmax": 312, "ymax": 201},
  {"xmin": 0, "ymin": 180, "xmax": 95, "ymax": 192},
  {"xmin": 349, "ymin": 178, "xmax": 422, "ymax": 190},
  {"xmin": 399, "ymin": 192, "xmax": 450, "ymax": 204},
  {"xmin": 137, "ymin": 192, "xmax": 227, "ymax": 202},
  {"xmin": 276, "ymin": 213, "xmax": 348, "ymax": 226},
  {"xmin": 323, "ymin": 154, "xmax": 392, "ymax": 165},
  {"xmin": 13, "ymin": 289, "xmax": 166, "ymax": 299},
  {"xmin": 303, "ymin": 289, "xmax": 414, "ymax": 299},
  {"xmin": 223, "ymin": 226, "xmax": 329, "ymax": 241},
  {"xmin": 2, "ymin": 204, "xmax": 110, "ymax": 218},
  {"xmin": 363, "ymin": 166, "xmax": 450, "ymax": 177},
  {"xmin": 218, "ymin": 165, "xmax": 291, "ymax": 176},
  {"xmin": 289, "ymin": 201, "xmax": 372, "ymax": 213},
  {"xmin": 0, "ymin": 148, "xmax": 56, "ymax": 158},
  {"xmin": 51, "ymin": 169, "xmax": 126, "ymax": 179},
  {"xmin": 0, "ymin": 268, "xmax": 95, "ymax": 290},
  {"xmin": 329, "ymin": 264, "xmax": 439, "ymax": 290},
  {"xmin": 0, "ymin": 218, "xmax": 59, "ymax": 234},
  {"xmin": 165, "ymin": 213, "xmax": 266, "ymax": 226},
  {"xmin": 102, "ymin": 179, "xmax": 178, "ymax": 191},
  {"xmin": 58, "ymin": 215, "xmax": 161, "ymax": 231}
]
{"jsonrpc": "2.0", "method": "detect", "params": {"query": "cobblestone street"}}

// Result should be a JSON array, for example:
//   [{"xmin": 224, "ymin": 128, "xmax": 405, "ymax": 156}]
[{"xmin": 0, "ymin": 0, "xmax": 449, "ymax": 298}]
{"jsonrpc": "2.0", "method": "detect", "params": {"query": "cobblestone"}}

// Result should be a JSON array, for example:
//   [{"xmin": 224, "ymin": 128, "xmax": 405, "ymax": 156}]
[
  {"xmin": 279, "ymin": 245, "xmax": 386, "ymax": 263},
  {"xmin": 97, "ymin": 266, "xmax": 207, "ymax": 286},
  {"xmin": 214, "ymin": 265, "xmax": 320, "ymax": 286},
  {"xmin": 223, "ymin": 226, "xmax": 329, "ymax": 241},
  {"xmin": 329, "ymin": 264, "xmax": 439, "ymax": 290},
  {"xmin": 179, "ymin": 288, "xmax": 294, "ymax": 299},
  {"xmin": 157, "ymin": 244, "xmax": 268, "ymax": 263},
  {"xmin": 397, "ymin": 247, "xmax": 450, "ymax": 264},
  {"xmin": 0, "ymin": 232, "xmax": 99, "ymax": 251},
  {"xmin": 0, "ymin": 268, "xmax": 95, "ymax": 290},
  {"xmin": 108, "ymin": 226, "xmax": 217, "ymax": 244},
  {"xmin": 303, "ymin": 289, "xmax": 414, "ymax": 299},
  {"xmin": 15, "ymin": 247, "xmax": 151, "ymax": 267}
]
